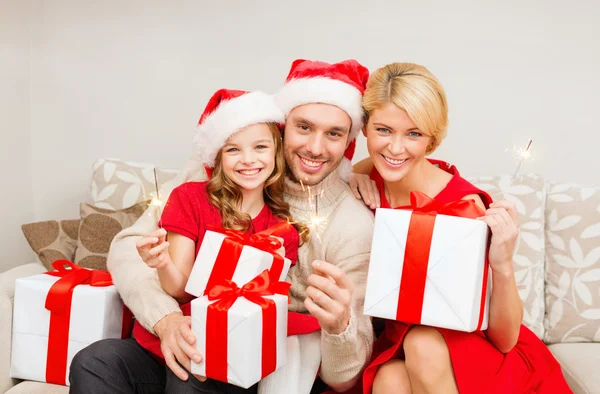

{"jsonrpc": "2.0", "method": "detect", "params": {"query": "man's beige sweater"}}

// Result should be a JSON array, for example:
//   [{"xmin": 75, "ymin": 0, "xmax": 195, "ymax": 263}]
[{"xmin": 107, "ymin": 156, "xmax": 375, "ymax": 387}]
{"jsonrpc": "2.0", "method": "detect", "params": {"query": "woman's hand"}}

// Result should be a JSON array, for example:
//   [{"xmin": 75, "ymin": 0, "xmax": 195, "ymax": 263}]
[
  {"xmin": 349, "ymin": 173, "xmax": 380, "ymax": 209},
  {"xmin": 478, "ymin": 200, "xmax": 523, "ymax": 353},
  {"xmin": 478, "ymin": 200, "xmax": 519, "ymax": 274},
  {"xmin": 136, "ymin": 228, "xmax": 172, "ymax": 269}
]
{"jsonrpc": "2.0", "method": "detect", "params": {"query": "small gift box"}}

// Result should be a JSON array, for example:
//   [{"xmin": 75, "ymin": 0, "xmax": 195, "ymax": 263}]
[
  {"xmin": 10, "ymin": 261, "xmax": 132, "ymax": 386},
  {"xmin": 185, "ymin": 222, "xmax": 292, "ymax": 297},
  {"xmin": 190, "ymin": 270, "xmax": 288, "ymax": 388},
  {"xmin": 364, "ymin": 192, "xmax": 492, "ymax": 332}
]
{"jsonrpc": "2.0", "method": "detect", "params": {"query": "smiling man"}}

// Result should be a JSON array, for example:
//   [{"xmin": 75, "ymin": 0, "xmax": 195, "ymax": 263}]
[
  {"xmin": 69, "ymin": 59, "xmax": 375, "ymax": 394},
  {"xmin": 273, "ymin": 59, "xmax": 375, "ymax": 392}
]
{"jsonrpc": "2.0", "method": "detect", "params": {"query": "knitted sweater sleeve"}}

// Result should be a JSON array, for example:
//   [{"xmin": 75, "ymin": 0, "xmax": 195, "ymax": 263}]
[
  {"xmin": 319, "ymin": 196, "xmax": 375, "ymax": 390},
  {"xmin": 107, "ymin": 210, "xmax": 181, "ymax": 334},
  {"xmin": 106, "ymin": 157, "xmax": 207, "ymax": 334}
]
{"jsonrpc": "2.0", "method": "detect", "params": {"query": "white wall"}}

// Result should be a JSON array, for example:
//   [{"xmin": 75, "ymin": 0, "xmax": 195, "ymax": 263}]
[
  {"xmin": 1, "ymin": 0, "xmax": 35, "ymax": 272},
  {"xmin": 5, "ymin": 0, "xmax": 600, "ymax": 269}
]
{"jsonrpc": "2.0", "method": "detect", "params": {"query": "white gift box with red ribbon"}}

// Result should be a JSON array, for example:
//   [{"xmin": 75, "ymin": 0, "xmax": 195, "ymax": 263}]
[
  {"xmin": 185, "ymin": 225, "xmax": 292, "ymax": 298},
  {"xmin": 10, "ymin": 262, "xmax": 128, "ymax": 386},
  {"xmin": 364, "ymin": 200, "xmax": 492, "ymax": 332},
  {"xmin": 190, "ymin": 271, "xmax": 288, "ymax": 388}
]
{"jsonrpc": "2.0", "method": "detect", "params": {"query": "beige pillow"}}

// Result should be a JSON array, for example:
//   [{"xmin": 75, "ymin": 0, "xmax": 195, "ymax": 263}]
[
  {"xmin": 21, "ymin": 219, "xmax": 80, "ymax": 270},
  {"xmin": 469, "ymin": 174, "xmax": 546, "ymax": 339},
  {"xmin": 544, "ymin": 183, "xmax": 600, "ymax": 343},
  {"xmin": 90, "ymin": 158, "xmax": 179, "ymax": 210},
  {"xmin": 74, "ymin": 201, "xmax": 148, "ymax": 270}
]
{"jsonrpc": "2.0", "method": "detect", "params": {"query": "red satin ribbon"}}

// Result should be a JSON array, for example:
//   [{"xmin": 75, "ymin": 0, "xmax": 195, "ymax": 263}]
[
  {"xmin": 396, "ymin": 192, "xmax": 489, "ymax": 330},
  {"xmin": 205, "ymin": 270, "xmax": 290, "ymax": 383},
  {"xmin": 204, "ymin": 222, "xmax": 292, "ymax": 295},
  {"xmin": 43, "ymin": 260, "xmax": 131, "ymax": 385}
]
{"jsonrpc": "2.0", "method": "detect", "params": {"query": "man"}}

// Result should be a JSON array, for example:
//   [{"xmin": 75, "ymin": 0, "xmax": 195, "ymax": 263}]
[{"xmin": 70, "ymin": 59, "xmax": 374, "ymax": 394}]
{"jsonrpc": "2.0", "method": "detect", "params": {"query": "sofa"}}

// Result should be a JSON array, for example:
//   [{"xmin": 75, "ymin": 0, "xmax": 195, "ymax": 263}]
[{"xmin": 1, "ymin": 158, "xmax": 599, "ymax": 393}]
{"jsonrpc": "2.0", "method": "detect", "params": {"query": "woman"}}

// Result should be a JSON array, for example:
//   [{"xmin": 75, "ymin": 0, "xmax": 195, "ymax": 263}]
[{"xmin": 350, "ymin": 63, "xmax": 570, "ymax": 394}]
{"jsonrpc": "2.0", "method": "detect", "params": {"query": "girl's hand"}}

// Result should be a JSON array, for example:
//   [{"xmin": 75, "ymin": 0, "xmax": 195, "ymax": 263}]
[
  {"xmin": 477, "ymin": 200, "xmax": 519, "ymax": 274},
  {"xmin": 137, "ymin": 228, "xmax": 172, "ymax": 269},
  {"xmin": 349, "ymin": 173, "xmax": 380, "ymax": 209}
]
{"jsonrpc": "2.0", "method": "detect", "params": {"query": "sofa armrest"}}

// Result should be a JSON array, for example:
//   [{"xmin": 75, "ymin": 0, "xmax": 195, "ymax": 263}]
[{"xmin": 0, "ymin": 262, "xmax": 46, "ymax": 393}]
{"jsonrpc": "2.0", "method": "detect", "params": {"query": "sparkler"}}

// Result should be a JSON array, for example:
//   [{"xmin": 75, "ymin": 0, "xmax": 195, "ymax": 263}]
[
  {"xmin": 510, "ymin": 138, "xmax": 533, "ymax": 185},
  {"xmin": 149, "ymin": 168, "xmax": 164, "ymax": 227},
  {"xmin": 300, "ymin": 179, "xmax": 328, "ymax": 248}
]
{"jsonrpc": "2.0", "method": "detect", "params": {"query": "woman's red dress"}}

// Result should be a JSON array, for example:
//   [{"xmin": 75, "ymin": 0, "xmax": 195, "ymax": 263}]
[{"xmin": 360, "ymin": 159, "xmax": 571, "ymax": 394}]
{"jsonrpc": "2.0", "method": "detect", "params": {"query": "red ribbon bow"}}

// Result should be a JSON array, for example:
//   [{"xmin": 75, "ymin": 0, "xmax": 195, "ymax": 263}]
[
  {"xmin": 43, "ymin": 260, "xmax": 132, "ymax": 385},
  {"xmin": 409, "ymin": 191, "xmax": 485, "ymax": 218},
  {"xmin": 396, "ymin": 192, "xmax": 489, "ymax": 331},
  {"xmin": 204, "ymin": 222, "xmax": 292, "ymax": 295},
  {"xmin": 205, "ymin": 270, "xmax": 290, "ymax": 383}
]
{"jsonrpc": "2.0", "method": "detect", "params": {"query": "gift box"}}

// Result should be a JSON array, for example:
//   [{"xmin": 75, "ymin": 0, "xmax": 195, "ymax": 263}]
[
  {"xmin": 191, "ymin": 270, "xmax": 288, "ymax": 388},
  {"xmin": 185, "ymin": 223, "xmax": 292, "ymax": 298},
  {"xmin": 363, "ymin": 192, "xmax": 492, "ymax": 332},
  {"xmin": 10, "ymin": 261, "xmax": 130, "ymax": 386}
]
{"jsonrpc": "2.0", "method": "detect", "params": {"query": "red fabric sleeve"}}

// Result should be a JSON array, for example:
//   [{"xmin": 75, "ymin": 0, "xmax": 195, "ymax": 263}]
[{"xmin": 160, "ymin": 184, "xmax": 201, "ymax": 242}]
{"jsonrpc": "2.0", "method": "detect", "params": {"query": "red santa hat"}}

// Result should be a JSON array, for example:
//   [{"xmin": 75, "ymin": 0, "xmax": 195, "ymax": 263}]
[
  {"xmin": 193, "ymin": 89, "xmax": 285, "ymax": 169},
  {"xmin": 275, "ymin": 59, "xmax": 369, "ymax": 180}
]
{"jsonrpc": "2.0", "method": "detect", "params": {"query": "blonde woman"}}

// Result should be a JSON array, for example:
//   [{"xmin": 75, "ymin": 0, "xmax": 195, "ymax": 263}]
[{"xmin": 350, "ymin": 63, "xmax": 570, "ymax": 394}]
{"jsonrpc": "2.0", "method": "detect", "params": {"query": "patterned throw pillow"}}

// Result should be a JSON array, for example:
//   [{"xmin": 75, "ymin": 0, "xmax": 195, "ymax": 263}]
[
  {"xmin": 21, "ymin": 219, "xmax": 80, "ymax": 270},
  {"xmin": 544, "ymin": 183, "xmax": 600, "ymax": 343},
  {"xmin": 74, "ymin": 201, "xmax": 148, "ymax": 270},
  {"xmin": 469, "ymin": 174, "xmax": 547, "ymax": 339},
  {"xmin": 91, "ymin": 158, "xmax": 179, "ymax": 210}
]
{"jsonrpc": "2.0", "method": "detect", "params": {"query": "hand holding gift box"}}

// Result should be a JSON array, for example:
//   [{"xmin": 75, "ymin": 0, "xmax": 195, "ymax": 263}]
[
  {"xmin": 364, "ymin": 191, "xmax": 492, "ymax": 332},
  {"xmin": 10, "ymin": 260, "xmax": 132, "ymax": 386},
  {"xmin": 190, "ymin": 270, "xmax": 289, "ymax": 388},
  {"xmin": 185, "ymin": 222, "xmax": 293, "ymax": 297}
]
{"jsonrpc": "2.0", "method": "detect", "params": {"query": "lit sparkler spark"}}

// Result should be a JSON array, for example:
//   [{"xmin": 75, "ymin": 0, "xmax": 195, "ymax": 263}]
[
  {"xmin": 304, "ymin": 179, "xmax": 327, "ymax": 246},
  {"xmin": 509, "ymin": 138, "xmax": 533, "ymax": 184},
  {"xmin": 147, "ymin": 167, "xmax": 164, "ymax": 227}
]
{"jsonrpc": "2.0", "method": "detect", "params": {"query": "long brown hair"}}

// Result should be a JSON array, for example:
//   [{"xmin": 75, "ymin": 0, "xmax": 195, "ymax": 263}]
[{"xmin": 206, "ymin": 123, "xmax": 309, "ymax": 244}]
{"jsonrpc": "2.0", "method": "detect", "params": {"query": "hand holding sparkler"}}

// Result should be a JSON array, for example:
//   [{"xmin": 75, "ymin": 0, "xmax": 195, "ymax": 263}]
[{"xmin": 305, "ymin": 260, "xmax": 354, "ymax": 334}]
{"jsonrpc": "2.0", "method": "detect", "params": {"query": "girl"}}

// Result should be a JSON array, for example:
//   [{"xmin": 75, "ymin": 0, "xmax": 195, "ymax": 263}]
[
  {"xmin": 350, "ymin": 63, "xmax": 570, "ymax": 394},
  {"xmin": 135, "ymin": 89, "xmax": 309, "ymax": 393}
]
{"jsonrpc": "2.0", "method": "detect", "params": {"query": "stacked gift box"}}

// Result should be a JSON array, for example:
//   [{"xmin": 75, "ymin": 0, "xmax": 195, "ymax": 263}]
[{"xmin": 184, "ymin": 224, "xmax": 292, "ymax": 388}]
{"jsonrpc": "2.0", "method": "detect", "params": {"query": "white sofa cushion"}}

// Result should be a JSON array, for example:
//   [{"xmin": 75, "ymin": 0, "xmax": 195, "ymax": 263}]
[
  {"xmin": 5, "ymin": 381, "xmax": 69, "ymax": 394},
  {"xmin": 548, "ymin": 343, "xmax": 600, "ymax": 394}
]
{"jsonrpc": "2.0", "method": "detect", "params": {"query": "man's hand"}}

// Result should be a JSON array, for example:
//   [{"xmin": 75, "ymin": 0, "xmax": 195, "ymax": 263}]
[
  {"xmin": 154, "ymin": 312, "xmax": 207, "ymax": 382},
  {"xmin": 304, "ymin": 260, "xmax": 354, "ymax": 335}
]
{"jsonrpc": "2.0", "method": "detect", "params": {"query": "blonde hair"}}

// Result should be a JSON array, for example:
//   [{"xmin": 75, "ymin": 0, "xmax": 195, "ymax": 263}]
[
  {"xmin": 362, "ymin": 63, "xmax": 448, "ymax": 154},
  {"xmin": 206, "ymin": 123, "xmax": 309, "ymax": 244}
]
